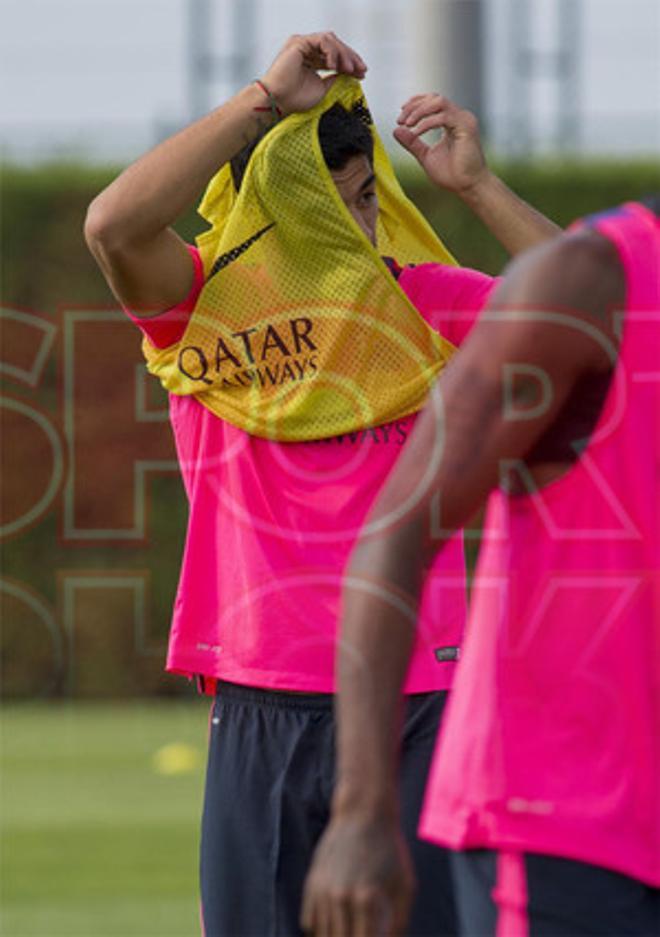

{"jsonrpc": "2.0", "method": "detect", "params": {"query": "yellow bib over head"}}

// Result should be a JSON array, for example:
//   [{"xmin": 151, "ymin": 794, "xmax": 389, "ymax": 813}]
[{"xmin": 143, "ymin": 77, "xmax": 458, "ymax": 440}]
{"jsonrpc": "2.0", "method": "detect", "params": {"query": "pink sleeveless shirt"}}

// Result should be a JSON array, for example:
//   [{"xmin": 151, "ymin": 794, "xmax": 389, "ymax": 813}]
[{"xmin": 419, "ymin": 203, "xmax": 660, "ymax": 886}]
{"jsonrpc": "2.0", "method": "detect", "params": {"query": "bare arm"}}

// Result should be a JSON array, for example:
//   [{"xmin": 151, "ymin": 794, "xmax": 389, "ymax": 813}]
[
  {"xmin": 459, "ymin": 170, "xmax": 562, "ymax": 256},
  {"xmin": 84, "ymin": 85, "xmax": 275, "ymax": 315},
  {"xmin": 302, "ymin": 230, "xmax": 623, "ymax": 936},
  {"xmin": 395, "ymin": 94, "xmax": 562, "ymax": 256},
  {"xmin": 84, "ymin": 32, "xmax": 367, "ymax": 315}
]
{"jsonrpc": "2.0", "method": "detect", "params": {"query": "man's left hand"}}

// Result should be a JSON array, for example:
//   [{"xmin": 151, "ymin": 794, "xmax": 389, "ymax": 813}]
[{"xmin": 394, "ymin": 93, "xmax": 489, "ymax": 195}]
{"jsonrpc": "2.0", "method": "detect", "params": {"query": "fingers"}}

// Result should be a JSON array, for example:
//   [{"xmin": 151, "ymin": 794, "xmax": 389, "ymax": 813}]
[
  {"xmin": 398, "ymin": 93, "xmax": 453, "ymax": 128},
  {"xmin": 301, "ymin": 885, "xmax": 389, "ymax": 937},
  {"xmin": 330, "ymin": 894, "xmax": 352, "ymax": 937},
  {"xmin": 392, "ymin": 125, "xmax": 430, "ymax": 163},
  {"xmin": 354, "ymin": 889, "xmax": 385, "ymax": 937},
  {"xmin": 301, "ymin": 891, "xmax": 352, "ymax": 937},
  {"xmin": 397, "ymin": 93, "xmax": 477, "ymax": 136},
  {"xmin": 396, "ymin": 93, "xmax": 426, "ymax": 117},
  {"xmin": 315, "ymin": 897, "xmax": 334, "ymax": 937},
  {"xmin": 402, "ymin": 114, "xmax": 448, "ymax": 137},
  {"xmin": 297, "ymin": 31, "xmax": 367, "ymax": 77},
  {"xmin": 301, "ymin": 879, "xmax": 338, "ymax": 937}
]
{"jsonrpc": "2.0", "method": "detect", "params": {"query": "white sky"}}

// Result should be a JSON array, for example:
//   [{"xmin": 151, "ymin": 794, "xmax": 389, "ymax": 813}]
[{"xmin": 1, "ymin": 0, "xmax": 658, "ymax": 161}]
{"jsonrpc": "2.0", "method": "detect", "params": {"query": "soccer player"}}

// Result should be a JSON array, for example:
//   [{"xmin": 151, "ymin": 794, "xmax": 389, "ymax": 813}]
[
  {"xmin": 85, "ymin": 32, "xmax": 560, "ymax": 936},
  {"xmin": 302, "ymin": 198, "xmax": 660, "ymax": 936}
]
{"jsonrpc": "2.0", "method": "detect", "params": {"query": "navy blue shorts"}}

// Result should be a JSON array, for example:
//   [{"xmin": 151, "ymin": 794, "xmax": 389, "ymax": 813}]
[
  {"xmin": 200, "ymin": 681, "xmax": 456, "ymax": 937},
  {"xmin": 451, "ymin": 849, "xmax": 660, "ymax": 936}
]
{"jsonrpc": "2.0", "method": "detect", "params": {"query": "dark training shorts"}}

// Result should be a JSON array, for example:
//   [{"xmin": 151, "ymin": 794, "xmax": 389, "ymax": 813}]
[
  {"xmin": 200, "ymin": 680, "xmax": 457, "ymax": 937},
  {"xmin": 451, "ymin": 848, "xmax": 660, "ymax": 936}
]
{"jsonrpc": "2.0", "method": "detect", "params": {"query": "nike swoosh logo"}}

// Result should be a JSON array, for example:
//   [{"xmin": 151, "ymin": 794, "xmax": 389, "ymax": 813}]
[{"xmin": 208, "ymin": 222, "xmax": 276, "ymax": 279}]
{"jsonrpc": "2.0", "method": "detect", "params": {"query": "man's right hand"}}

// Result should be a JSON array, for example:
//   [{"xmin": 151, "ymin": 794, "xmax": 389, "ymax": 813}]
[
  {"xmin": 263, "ymin": 32, "xmax": 367, "ymax": 115},
  {"xmin": 301, "ymin": 813, "xmax": 414, "ymax": 937}
]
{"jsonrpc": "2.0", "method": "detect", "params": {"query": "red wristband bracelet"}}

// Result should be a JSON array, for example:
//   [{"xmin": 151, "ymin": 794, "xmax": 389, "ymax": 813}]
[{"xmin": 253, "ymin": 79, "xmax": 283, "ymax": 120}]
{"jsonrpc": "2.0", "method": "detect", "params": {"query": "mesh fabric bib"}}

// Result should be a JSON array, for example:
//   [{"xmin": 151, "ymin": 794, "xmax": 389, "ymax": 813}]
[{"xmin": 144, "ymin": 77, "xmax": 458, "ymax": 440}]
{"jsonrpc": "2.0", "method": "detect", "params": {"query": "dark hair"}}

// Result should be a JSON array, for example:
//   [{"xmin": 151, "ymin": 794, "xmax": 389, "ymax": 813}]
[
  {"xmin": 317, "ymin": 101, "xmax": 374, "ymax": 171},
  {"xmin": 230, "ymin": 101, "xmax": 374, "ymax": 192}
]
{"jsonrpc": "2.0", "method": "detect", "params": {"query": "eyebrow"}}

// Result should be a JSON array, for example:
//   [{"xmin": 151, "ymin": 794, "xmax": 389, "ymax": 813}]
[{"xmin": 359, "ymin": 173, "xmax": 377, "ymax": 193}]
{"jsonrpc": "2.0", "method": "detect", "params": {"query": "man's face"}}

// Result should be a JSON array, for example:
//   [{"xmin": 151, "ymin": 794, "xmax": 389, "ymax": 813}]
[{"xmin": 330, "ymin": 154, "xmax": 379, "ymax": 247}]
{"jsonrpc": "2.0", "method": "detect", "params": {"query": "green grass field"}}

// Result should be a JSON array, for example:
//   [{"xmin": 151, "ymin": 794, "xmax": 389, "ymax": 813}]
[{"xmin": 1, "ymin": 701, "xmax": 210, "ymax": 937}]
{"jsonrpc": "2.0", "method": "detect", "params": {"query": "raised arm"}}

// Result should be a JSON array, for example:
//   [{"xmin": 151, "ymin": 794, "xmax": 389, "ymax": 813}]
[
  {"xmin": 394, "ymin": 94, "xmax": 562, "ymax": 256},
  {"xmin": 83, "ymin": 32, "xmax": 367, "ymax": 315},
  {"xmin": 301, "ymin": 229, "xmax": 623, "ymax": 936}
]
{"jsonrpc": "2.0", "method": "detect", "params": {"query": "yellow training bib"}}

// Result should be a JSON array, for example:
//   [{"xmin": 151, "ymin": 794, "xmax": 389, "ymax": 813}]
[{"xmin": 143, "ymin": 77, "xmax": 458, "ymax": 441}]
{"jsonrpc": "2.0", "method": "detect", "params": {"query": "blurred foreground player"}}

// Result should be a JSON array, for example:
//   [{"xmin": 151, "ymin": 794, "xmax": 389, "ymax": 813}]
[{"xmin": 303, "ymin": 199, "xmax": 660, "ymax": 936}]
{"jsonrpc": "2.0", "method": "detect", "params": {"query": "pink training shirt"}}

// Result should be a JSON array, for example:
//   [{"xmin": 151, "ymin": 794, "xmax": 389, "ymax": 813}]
[
  {"xmin": 127, "ymin": 247, "xmax": 495, "ymax": 693},
  {"xmin": 420, "ymin": 203, "xmax": 660, "ymax": 886}
]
